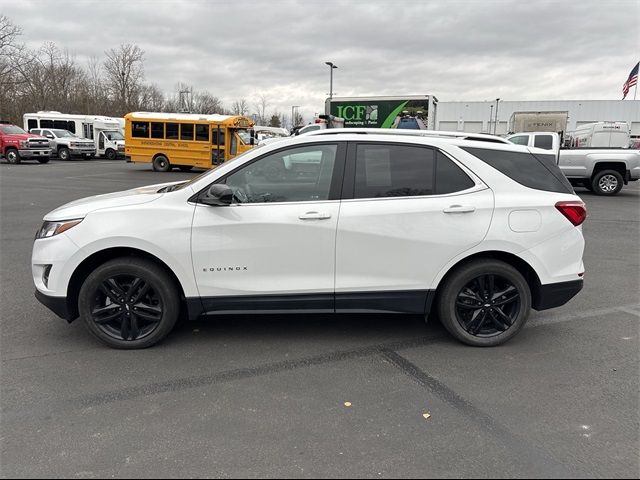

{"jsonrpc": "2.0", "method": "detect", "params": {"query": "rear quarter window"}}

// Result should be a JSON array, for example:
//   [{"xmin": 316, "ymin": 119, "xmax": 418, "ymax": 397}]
[{"xmin": 462, "ymin": 147, "xmax": 573, "ymax": 194}]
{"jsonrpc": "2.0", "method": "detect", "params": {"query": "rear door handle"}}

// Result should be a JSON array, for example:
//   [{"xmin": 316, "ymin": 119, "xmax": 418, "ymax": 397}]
[
  {"xmin": 443, "ymin": 205, "xmax": 476, "ymax": 214},
  {"xmin": 299, "ymin": 211, "xmax": 332, "ymax": 220}
]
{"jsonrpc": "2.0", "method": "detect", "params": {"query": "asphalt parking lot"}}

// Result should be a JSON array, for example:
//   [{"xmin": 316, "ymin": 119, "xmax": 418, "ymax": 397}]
[{"xmin": 1, "ymin": 159, "xmax": 638, "ymax": 478}]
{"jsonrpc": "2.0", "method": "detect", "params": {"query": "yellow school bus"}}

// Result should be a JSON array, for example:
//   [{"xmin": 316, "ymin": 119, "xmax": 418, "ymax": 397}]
[{"xmin": 124, "ymin": 112, "xmax": 255, "ymax": 171}]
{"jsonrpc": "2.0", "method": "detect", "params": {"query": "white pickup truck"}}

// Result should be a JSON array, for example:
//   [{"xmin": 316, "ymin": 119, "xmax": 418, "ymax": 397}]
[{"xmin": 507, "ymin": 123, "xmax": 640, "ymax": 196}]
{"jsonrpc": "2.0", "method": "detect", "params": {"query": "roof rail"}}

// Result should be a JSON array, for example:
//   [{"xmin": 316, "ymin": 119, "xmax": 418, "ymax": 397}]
[{"xmin": 303, "ymin": 128, "xmax": 510, "ymax": 144}]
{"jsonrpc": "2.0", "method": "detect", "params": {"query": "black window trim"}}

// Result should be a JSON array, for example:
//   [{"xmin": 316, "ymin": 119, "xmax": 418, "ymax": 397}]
[
  {"xmin": 189, "ymin": 141, "xmax": 348, "ymax": 205},
  {"xmin": 341, "ymin": 141, "xmax": 481, "ymax": 202}
]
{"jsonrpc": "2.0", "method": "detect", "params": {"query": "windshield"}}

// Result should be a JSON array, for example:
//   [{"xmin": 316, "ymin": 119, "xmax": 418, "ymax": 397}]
[
  {"xmin": 104, "ymin": 130, "xmax": 124, "ymax": 141},
  {"xmin": 0, "ymin": 125, "xmax": 26, "ymax": 135},
  {"xmin": 51, "ymin": 129, "xmax": 77, "ymax": 138},
  {"xmin": 235, "ymin": 128, "xmax": 251, "ymax": 145}
]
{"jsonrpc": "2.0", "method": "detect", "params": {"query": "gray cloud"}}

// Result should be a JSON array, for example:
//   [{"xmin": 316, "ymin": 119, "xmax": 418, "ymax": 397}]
[{"xmin": 3, "ymin": 0, "xmax": 639, "ymax": 120}]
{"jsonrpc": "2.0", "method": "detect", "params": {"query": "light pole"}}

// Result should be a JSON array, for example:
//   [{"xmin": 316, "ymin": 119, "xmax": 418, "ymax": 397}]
[
  {"xmin": 325, "ymin": 62, "xmax": 338, "ymax": 99},
  {"xmin": 494, "ymin": 98, "xmax": 500, "ymax": 135},
  {"xmin": 488, "ymin": 104, "xmax": 494, "ymax": 134},
  {"xmin": 291, "ymin": 105, "xmax": 300, "ymax": 130}
]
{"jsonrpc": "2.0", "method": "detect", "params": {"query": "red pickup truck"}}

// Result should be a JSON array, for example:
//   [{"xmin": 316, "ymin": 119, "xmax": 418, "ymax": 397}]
[{"xmin": 0, "ymin": 122, "xmax": 51, "ymax": 164}]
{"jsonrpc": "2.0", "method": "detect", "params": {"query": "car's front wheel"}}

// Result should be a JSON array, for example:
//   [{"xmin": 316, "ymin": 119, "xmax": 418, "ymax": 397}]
[
  {"xmin": 436, "ymin": 259, "xmax": 531, "ymax": 347},
  {"xmin": 78, "ymin": 257, "xmax": 180, "ymax": 349}
]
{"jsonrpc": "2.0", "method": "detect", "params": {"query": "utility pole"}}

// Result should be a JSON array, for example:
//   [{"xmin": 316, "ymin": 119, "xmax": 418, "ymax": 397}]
[
  {"xmin": 291, "ymin": 105, "xmax": 300, "ymax": 130},
  {"xmin": 494, "ymin": 98, "xmax": 500, "ymax": 135}
]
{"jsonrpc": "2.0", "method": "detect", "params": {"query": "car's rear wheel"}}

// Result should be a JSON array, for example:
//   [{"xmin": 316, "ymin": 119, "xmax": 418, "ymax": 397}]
[
  {"xmin": 78, "ymin": 257, "xmax": 180, "ymax": 349},
  {"xmin": 436, "ymin": 259, "xmax": 531, "ymax": 347},
  {"xmin": 592, "ymin": 170, "xmax": 623, "ymax": 196},
  {"xmin": 152, "ymin": 155, "xmax": 171, "ymax": 172}
]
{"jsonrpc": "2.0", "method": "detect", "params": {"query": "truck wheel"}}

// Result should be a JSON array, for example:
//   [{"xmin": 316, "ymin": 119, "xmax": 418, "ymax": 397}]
[
  {"xmin": 37, "ymin": 157, "xmax": 50, "ymax": 164},
  {"xmin": 105, "ymin": 149, "xmax": 117, "ymax": 160},
  {"xmin": 152, "ymin": 155, "xmax": 171, "ymax": 172},
  {"xmin": 592, "ymin": 170, "xmax": 623, "ymax": 196},
  {"xmin": 58, "ymin": 147, "xmax": 70, "ymax": 161},
  {"xmin": 5, "ymin": 148, "xmax": 20, "ymax": 164}
]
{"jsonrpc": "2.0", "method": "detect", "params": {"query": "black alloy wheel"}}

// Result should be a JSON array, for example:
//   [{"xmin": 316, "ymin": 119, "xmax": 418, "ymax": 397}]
[
  {"xmin": 78, "ymin": 257, "xmax": 180, "ymax": 348},
  {"xmin": 90, "ymin": 275, "xmax": 163, "ymax": 341},
  {"xmin": 436, "ymin": 259, "xmax": 531, "ymax": 347},
  {"xmin": 454, "ymin": 274, "xmax": 520, "ymax": 337}
]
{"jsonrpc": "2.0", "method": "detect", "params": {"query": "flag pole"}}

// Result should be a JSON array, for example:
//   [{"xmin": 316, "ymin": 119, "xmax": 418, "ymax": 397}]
[{"xmin": 635, "ymin": 59, "xmax": 639, "ymax": 100}]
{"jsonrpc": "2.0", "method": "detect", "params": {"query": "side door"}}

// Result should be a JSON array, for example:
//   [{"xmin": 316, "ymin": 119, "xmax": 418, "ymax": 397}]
[
  {"xmin": 191, "ymin": 142, "xmax": 346, "ymax": 313},
  {"xmin": 335, "ymin": 142, "xmax": 494, "ymax": 312}
]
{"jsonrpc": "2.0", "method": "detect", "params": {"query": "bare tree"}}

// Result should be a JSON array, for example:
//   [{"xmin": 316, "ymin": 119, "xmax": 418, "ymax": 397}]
[
  {"xmin": 253, "ymin": 93, "xmax": 270, "ymax": 125},
  {"xmin": 231, "ymin": 98, "xmax": 249, "ymax": 116},
  {"xmin": 137, "ymin": 83, "xmax": 166, "ymax": 112},
  {"xmin": 103, "ymin": 43, "xmax": 145, "ymax": 115},
  {"xmin": 0, "ymin": 15, "xmax": 24, "ymax": 120},
  {"xmin": 192, "ymin": 91, "xmax": 223, "ymax": 114},
  {"xmin": 293, "ymin": 110, "xmax": 305, "ymax": 127}
]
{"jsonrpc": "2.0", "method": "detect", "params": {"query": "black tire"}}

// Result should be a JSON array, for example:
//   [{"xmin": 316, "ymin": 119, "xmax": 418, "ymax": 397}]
[
  {"xmin": 436, "ymin": 259, "xmax": 531, "ymax": 347},
  {"xmin": 178, "ymin": 165, "xmax": 193, "ymax": 172},
  {"xmin": 78, "ymin": 257, "xmax": 181, "ymax": 349},
  {"xmin": 58, "ymin": 147, "xmax": 71, "ymax": 161},
  {"xmin": 37, "ymin": 157, "xmax": 50, "ymax": 164},
  {"xmin": 5, "ymin": 148, "xmax": 20, "ymax": 164},
  {"xmin": 152, "ymin": 155, "xmax": 171, "ymax": 172},
  {"xmin": 105, "ymin": 149, "xmax": 117, "ymax": 160},
  {"xmin": 591, "ymin": 170, "xmax": 623, "ymax": 196}
]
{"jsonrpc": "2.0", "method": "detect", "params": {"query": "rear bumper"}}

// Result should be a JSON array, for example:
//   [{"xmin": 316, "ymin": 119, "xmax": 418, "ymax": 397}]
[
  {"xmin": 533, "ymin": 279, "xmax": 583, "ymax": 311},
  {"xmin": 34, "ymin": 290, "xmax": 73, "ymax": 322}
]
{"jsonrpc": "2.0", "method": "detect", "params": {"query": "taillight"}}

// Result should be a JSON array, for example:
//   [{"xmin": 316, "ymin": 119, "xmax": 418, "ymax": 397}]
[{"xmin": 555, "ymin": 201, "xmax": 587, "ymax": 226}]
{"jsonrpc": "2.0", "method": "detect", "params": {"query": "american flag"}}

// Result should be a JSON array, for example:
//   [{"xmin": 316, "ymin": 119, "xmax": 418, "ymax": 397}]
[{"xmin": 622, "ymin": 62, "xmax": 639, "ymax": 99}]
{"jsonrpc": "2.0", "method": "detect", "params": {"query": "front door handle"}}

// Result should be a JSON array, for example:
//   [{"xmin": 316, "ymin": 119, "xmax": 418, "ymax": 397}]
[
  {"xmin": 443, "ymin": 205, "xmax": 476, "ymax": 214},
  {"xmin": 299, "ymin": 211, "xmax": 332, "ymax": 220}
]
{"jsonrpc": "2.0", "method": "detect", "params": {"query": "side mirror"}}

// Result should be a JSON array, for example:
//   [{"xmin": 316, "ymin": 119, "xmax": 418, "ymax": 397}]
[{"xmin": 200, "ymin": 184, "xmax": 233, "ymax": 206}]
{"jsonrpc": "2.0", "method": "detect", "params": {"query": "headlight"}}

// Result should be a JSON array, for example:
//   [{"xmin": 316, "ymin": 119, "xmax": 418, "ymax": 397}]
[
  {"xmin": 36, "ymin": 219, "xmax": 83, "ymax": 239},
  {"xmin": 19, "ymin": 140, "xmax": 28, "ymax": 148}
]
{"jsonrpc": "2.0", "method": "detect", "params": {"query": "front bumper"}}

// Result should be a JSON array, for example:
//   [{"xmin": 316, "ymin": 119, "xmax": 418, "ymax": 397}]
[
  {"xmin": 18, "ymin": 149, "xmax": 51, "ymax": 159},
  {"xmin": 533, "ymin": 279, "xmax": 584, "ymax": 311},
  {"xmin": 34, "ymin": 290, "xmax": 73, "ymax": 322},
  {"xmin": 69, "ymin": 147, "xmax": 96, "ymax": 156}
]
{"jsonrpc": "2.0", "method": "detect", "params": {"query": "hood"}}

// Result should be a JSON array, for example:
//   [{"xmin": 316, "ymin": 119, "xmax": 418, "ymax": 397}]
[
  {"xmin": 43, "ymin": 181, "xmax": 185, "ymax": 221},
  {"xmin": 2, "ymin": 133, "xmax": 47, "ymax": 142}
]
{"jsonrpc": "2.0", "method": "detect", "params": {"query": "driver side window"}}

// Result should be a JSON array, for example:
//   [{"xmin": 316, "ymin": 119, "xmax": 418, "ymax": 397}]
[{"xmin": 225, "ymin": 144, "xmax": 338, "ymax": 203}]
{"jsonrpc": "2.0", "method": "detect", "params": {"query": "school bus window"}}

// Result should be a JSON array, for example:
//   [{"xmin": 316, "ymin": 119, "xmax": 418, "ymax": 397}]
[
  {"xmin": 195, "ymin": 124, "xmax": 208, "ymax": 141},
  {"xmin": 212, "ymin": 128, "xmax": 225, "ymax": 145},
  {"xmin": 151, "ymin": 122, "xmax": 164, "ymax": 139},
  {"xmin": 180, "ymin": 123, "xmax": 194, "ymax": 141},
  {"xmin": 166, "ymin": 123, "xmax": 179, "ymax": 140},
  {"xmin": 132, "ymin": 122, "xmax": 150, "ymax": 138}
]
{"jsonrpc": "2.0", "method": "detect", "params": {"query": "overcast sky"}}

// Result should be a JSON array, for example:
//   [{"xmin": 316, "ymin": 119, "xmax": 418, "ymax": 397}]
[{"xmin": 3, "ymin": 0, "xmax": 639, "ymax": 119}]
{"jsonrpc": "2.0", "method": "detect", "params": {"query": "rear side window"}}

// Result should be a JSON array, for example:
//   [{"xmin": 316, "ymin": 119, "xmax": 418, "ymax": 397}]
[
  {"xmin": 354, "ymin": 144, "xmax": 434, "ymax": 198},
  {"xmin": 534, "ymin": 135, "xmax": 553, "ymax": 150},
  {"xmin": 462, "ymin": 147, "xmax": 573, "ymax": 194},
  {"xmin": 435, "ymin": 152, "xmax": 475, "ymax": 194},
  {"xmin": 509, "ymin": 135, "xmax": 529, "ymax": 146}
]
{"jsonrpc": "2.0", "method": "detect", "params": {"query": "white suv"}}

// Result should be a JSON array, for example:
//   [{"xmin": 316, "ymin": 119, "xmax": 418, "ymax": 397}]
[{"xmin": 32, "ymin": 133, "xmax": 586, "ymax": 349}]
